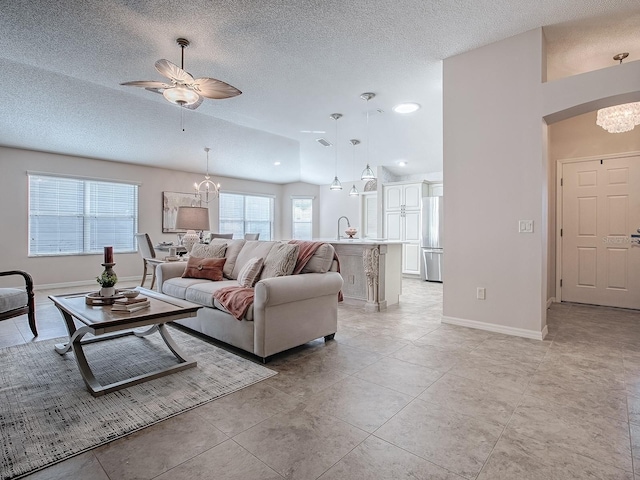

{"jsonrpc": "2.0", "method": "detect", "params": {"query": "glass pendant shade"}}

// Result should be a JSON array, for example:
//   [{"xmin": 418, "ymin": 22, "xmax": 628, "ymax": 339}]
[
  {"xmin": 360, "ymin": 92, "xmax": 377, "ymax": 181},
  {"xmin": 349, "ymin": 184, "xmax": 359, "ymax": 196},
  {"xmin": 361, "ymin": 164, "xmax": 375, "ymax": 180},
  {"xmin": 329, "ymin": 113, "xmax": 343, "ymax": 191},
  {"xmin": 596, "ymin": 102, "xmax": 640, "ymax": 133}
]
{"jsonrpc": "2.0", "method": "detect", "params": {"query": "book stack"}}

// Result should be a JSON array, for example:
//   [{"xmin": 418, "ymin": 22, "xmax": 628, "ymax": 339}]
[{"xmin": 112, "ymin": 296, "xmax": 150, "ymax": 313}]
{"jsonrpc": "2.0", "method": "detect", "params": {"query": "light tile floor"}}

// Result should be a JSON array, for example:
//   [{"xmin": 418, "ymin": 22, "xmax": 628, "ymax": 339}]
[{"xmin": 7, "ymin": 279, "xmax": 640, "ymax": 479}]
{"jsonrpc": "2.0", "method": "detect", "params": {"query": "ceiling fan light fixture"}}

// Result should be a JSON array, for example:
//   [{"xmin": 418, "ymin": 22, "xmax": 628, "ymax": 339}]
[{"xmin": 163, "ymin": 85, "xmax": 200, "ymax": 106}]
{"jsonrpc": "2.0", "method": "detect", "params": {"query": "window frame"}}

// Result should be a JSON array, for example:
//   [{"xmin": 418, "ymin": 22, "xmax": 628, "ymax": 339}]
[
  {"xmin": 291, "ymin": 196, "xmax": 314, "ymax": 240},
  {"xmin": 218, "ymin": 191, "xmax": 275, "ymax": 241},
  {"xmin": 27, "ymin": 172, "xmax": 139, "ymax": 257}
]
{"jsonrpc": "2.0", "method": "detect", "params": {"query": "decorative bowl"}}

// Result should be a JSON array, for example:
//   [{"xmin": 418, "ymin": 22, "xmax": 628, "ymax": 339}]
[
  {"xmin": 345, "ymin": 228, "xmax": 358, "ymax": 238},
  {"xmin": 121, "ymin": 290, "xmax": 140, "ymax": 299}
]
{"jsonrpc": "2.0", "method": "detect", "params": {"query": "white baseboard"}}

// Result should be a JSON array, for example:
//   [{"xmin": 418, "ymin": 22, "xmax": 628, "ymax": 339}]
[
  {"xmin": 546, "ymin": 297, "xmax": 556, "ymax": 309},
  {"xmin": 34, "ymin": 276, "xmax": 140, "ymax": 292},
  {"xmin": 442, "ymin": 315, "xmax": 547, "ymax": 341}
]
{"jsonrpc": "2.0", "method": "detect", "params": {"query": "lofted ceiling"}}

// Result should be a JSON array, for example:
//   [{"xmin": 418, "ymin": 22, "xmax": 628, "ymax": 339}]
[{"xmin": 0, "ymin": 1, "xmax": 638, "ymax": 185}]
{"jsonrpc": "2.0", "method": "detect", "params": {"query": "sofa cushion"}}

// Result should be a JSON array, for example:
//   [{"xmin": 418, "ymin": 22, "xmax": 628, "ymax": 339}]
[
  {"xmin": 184, "ymin": 279, "xmax": 237, "ymax": 307},
  {"xmin": 301, "ymin": 243, "xmax": 335, "ymax": 274},
  {"xmin": 190, "ymin": 243, "xmax": 227, "ymax": 259},
  {"xmin": 260, "ymin": 243, "xmax": 299, "ymax": 280},
  {"xmin": 162, "ymin": 277, "xmax": 212, "ymax": 299},
  {"xmin": 182, "ymin": 257, "xmax": 226, "ymax": 281},
  {"xmin": 209, "ymin": 239, "xmax": 246, "ymax": 279},
  {"xmin": 237, "ymin": 257, "xmax": 264, "ymax": 288},
  {"xmin": 0, "ymin": 288, "xmax": 27, "ymax": 313},
  {"xmin": 232, "ymin": 241, "xmax": 278, "ymax": 279}
]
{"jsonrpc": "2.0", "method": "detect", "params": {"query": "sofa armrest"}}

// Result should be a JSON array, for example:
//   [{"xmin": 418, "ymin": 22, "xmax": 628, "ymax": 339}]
[
  {"xmin": 254, "ymin": 272, "xmax": 343, "ymax": 307},
  {"xmin": 156, "ymin": 262, "xmax": 187, "ymax": 290}
]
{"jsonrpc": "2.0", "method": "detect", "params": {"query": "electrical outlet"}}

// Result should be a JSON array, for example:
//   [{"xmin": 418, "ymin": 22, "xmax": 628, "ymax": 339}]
[
  {"xmin": 518, "ymin": 220, "xmax": 534, "ymax": 233},
  {"xmin": 477, "ymin": 287, "xmax": 486, "ymax": 300}
]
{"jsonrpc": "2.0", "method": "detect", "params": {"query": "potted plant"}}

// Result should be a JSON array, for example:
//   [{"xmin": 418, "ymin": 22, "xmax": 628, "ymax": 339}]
[{"xmin": 97, "ymin": 268, "xmax": 118, "ymax": 297}]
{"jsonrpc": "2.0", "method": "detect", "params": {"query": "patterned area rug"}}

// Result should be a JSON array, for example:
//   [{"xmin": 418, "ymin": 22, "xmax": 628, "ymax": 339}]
[{"xmin": 0, "ymin": 327, "xmax": 276, "ymax": 480}]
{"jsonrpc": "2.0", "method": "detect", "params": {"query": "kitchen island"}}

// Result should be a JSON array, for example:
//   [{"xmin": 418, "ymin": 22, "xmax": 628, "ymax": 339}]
[{"xmin": 316, "ymin": 239, "xmax": 403, "ymax": 311}]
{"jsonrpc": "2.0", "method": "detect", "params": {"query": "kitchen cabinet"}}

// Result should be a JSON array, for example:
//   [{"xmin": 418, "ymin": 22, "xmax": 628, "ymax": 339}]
[
  {"xmin": 383, "ymin": 182, "xmax": 428, "ymax": 275},
  {"xmin": 360, "ymin": 192, "xmax": 378, "ymax": 239},
  {"xmin": 429, "ymin": 183, "xmax": 443, "ymax": 197}
]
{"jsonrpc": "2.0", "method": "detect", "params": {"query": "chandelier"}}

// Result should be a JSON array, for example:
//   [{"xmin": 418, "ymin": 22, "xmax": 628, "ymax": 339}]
[
  {"xmin": 194, "ymin": 147, "xmax": 220, "ymax": 203},
  {"xmin": 596, "ymin": 102, "xmax": 640, "ymax": 133},
  {"xmin": 596, "ymin": 53, "xmax": 640, "ymax": 134}
]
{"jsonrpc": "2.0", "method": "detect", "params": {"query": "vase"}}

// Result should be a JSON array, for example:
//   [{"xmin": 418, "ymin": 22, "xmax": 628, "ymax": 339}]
[{"xmin": 100, "ymin": 286, "xmax": 116, "ymax": 297}]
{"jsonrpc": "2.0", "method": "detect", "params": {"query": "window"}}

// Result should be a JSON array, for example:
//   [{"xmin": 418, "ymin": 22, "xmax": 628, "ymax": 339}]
[
  {"xmin": 28, "ymin": 174, "xmax": 138, "ymax": 256},
  {"xmin": 219, "ymin": 192, "xmax": 274, "ymax": 240},
  {"xmin": 292, "ymin": 197, "xmax": 313, "ymax": 240}
]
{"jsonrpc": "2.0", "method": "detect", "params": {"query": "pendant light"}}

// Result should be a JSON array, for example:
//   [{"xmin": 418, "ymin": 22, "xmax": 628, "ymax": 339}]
[
  {"xmin": 329, "ymin": 113, "xmax": 343, "ymax": 190},
  {"xmin": 596, "ymin": 53, "xmax": 640, "ymax": 133},
  {"xmin": 349, "ymin": 139, "xmax": 360, "ymax": 196},
  {"xmin": 360, "ymin": 92, "xmax": 376, "ymax": 180},
  {"xmin": 194, "ymin": 147, "xmax": 220, "ymax": 204}
]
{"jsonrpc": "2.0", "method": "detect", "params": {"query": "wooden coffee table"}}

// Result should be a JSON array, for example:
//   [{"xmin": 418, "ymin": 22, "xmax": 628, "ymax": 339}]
[{"xmin": 50, "ymin": 287, "xmax": 201, "ymax": 396}]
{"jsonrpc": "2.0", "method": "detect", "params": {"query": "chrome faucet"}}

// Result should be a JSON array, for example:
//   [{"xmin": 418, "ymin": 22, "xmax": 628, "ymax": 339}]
[{"xmin": 337, "ymin": 216, "xmax": 351, "ymax": 240}]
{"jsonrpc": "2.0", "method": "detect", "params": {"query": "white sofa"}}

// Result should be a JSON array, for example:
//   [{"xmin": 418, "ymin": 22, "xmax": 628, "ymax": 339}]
[{"xmin": 155, "ymin": 239, "xmax": 343, "ymax": 361}]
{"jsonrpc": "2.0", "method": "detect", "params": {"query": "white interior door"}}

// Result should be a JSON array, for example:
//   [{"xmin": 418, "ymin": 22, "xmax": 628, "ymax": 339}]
[{"xmin": 562, "ymin": 156, "xmax": 640, "ymax": 309}]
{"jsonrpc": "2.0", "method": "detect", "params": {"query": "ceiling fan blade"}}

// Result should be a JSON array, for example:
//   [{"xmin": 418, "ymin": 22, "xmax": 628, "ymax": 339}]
[
  {"xmin": 144, "ymin": 87, "xmax": 164, "ymax": 94},
  {"xmin": 155, "ymin": 59, "xmax": 194, "ymax": 84},
  {"xmin": 120, "ymin": 80, "xmax": 172, "ymax": 88},
  {"xmin": 182, "ymin": 95, "xmax": 204, "ymax": 110},
  {"xmin": 193, "ymin": 77, "xmax": 242, "ymax": 99}
]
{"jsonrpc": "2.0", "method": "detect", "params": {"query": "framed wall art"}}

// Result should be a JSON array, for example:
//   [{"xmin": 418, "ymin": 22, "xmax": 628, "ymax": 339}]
[{"xmin": 162, "ymin": 191, "xmax": 201, "ymax": 233}]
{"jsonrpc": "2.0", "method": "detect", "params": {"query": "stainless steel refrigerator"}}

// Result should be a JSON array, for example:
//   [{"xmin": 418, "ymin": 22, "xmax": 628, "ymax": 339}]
[{"xmin": 421, "ymin": 196, "xmax": 443, "ymax": 282}]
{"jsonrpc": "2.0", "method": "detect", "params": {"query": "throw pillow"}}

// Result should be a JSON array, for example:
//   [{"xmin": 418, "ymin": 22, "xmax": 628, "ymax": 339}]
[
  {"xmin": 182, "ymin": 257, "xmax": 226, "ymax": 281},
  {"xmin": 237, "ymin": 257, "xmax": 264, "ymax": 288},
  {"xmin": 190, "ymin": 243, "xmax": 227, "ymax": 259},
  {"xmin": 260, "ymin": 243, "xmax": 299, "ymax": 280}
]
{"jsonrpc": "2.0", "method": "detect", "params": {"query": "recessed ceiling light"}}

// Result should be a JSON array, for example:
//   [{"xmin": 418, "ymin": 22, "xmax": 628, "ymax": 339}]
[
  {"xmin": 274, "ymin": 161, "xmax": 281, "ymax": 166},
  {"xmin": 398, "ymin": 161, "xmax": 408, "ymax": 167},
  {"xmin": 393, "ymin": 103, "xmax": 420, "ymax": 114}
]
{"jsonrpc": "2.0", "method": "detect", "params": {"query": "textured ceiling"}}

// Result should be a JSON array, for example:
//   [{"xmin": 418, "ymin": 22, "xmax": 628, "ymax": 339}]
[{"xmin": 0, "ymin": 0, "xmax": 638, "ymax": 185}]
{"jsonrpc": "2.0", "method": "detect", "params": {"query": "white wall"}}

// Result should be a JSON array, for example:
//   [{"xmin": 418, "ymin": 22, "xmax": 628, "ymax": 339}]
[
  {"xmin": 0, "ymin": 147, "xmax": 316, "ymax": 287},
  {"xmin": 443, "ymin": 29, "xmax": 547, "ymax": 338},
  {"xmin": 318, "ymin": 180, "xmax": 368, "ymax": 239},
  {"xmin": 443, "ymin": 28, "xmax": 640, "ymax": 339}
]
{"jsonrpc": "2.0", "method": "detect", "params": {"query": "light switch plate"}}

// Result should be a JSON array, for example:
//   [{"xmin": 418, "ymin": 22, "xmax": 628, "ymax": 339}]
[{"xmin": 518, "ymin": 220, "xmax": 534, "ymax": 233}]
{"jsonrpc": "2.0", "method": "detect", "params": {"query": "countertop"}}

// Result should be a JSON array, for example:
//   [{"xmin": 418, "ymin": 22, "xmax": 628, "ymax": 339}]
[{"xmin": 312, "ymin": 238, "xmax": 405, "ymax": 245}]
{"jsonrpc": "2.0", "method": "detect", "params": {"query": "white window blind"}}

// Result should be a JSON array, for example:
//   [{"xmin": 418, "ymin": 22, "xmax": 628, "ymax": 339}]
[
  {"xmin": 292, "ymin": 197, "xmax": 313, "ymax": 240},
  {"xmin": 28, "ymin": 174, "xmax": 138, "ymax": 256},
  {"xmin": 219, "ymin": 192, "xmax": 273, "ymax": 240}
]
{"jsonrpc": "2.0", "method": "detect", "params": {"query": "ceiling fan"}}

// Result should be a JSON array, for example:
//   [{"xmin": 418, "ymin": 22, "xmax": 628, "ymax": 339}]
[{"xmin": 121, "ymin": 38, "xmax": 241, "ymax": 110}]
